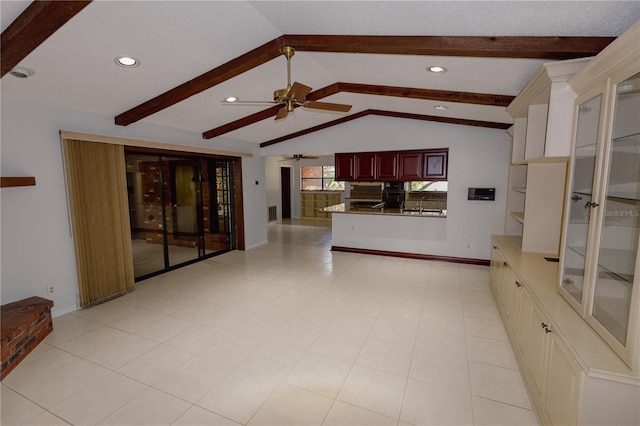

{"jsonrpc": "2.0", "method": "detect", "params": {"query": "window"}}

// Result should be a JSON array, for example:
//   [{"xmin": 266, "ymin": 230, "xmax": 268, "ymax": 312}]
[
  {"xmin": 409, "ymin": 181, "xmax": 448, "ymax": 192},
  {"xmin": 407, "ymin": 181, "xmax": 448, "ymax": 213},
  {"xmin": 301, "ymin": 166, "xmax": 345, "ymax": 191}
]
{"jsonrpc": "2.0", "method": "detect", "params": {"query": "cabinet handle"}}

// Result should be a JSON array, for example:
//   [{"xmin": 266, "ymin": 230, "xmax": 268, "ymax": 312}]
[
  {"xmin": 541, "ymin": 322, "xmax": 552, "ymax": 333},
  {"xmin": 493, "ymin": 245, "xmax": 497, "ymax": 249},
  {"xmin": 503, "ymin": 262, "xmax": 508, "ymax": 267},
  {"xmin": 585, "ymin": 201, "xmax": 600, "ymax": 209},
  {"xmin": 515, "ymin": 281, "xmax": 522, "ymax": 287}
]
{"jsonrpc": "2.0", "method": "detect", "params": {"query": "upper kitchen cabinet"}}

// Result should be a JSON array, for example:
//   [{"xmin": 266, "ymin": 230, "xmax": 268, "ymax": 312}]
[
  {"xmin": 355, "ymin": 152, "xmax": 376, "ymax": 180},
  {"xmin": 560, "ymin": 21, "xmax": 640, "ymax": 370},
  {"xmin": 423, "ymin": 150, "xmax": 448, "ymax": 180},
  {"xmin": 376, "ymin": 152, "xmax": 399, "ymax": 180},
  {"xmin": 335, "ymin": 153, "xmax": 355, "ymax": 181},
  {"xmin": 504, "ymin": 57, "xmax": 591, "ymax": 253},
  {"xmin": 398, "ymin": 152, "xmax": 423, "ymax": 180},
  {"xmin": 335, "ymin": 149, "xmax": 449, "ymax": 182}
]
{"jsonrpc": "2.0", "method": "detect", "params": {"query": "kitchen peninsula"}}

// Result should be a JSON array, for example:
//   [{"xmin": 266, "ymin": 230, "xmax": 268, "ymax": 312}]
[
  {"xmin": 322, "ymin": 184, "xmax": 491, "ymax": 264},
  {"xmin": 323, "ymin": 202, "xmax": 446, "ymax": 217}
]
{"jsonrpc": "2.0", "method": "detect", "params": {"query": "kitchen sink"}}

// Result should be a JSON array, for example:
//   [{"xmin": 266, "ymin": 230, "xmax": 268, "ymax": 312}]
[{"xmin": 401, "ymin": 208, "xmax": 443, "ymax": 215}]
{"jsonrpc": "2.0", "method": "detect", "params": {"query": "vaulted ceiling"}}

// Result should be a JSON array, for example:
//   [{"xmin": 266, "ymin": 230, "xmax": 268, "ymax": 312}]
[{"xmin": 2, "ymin": 1, "xmax": 639, "ymax": 150}]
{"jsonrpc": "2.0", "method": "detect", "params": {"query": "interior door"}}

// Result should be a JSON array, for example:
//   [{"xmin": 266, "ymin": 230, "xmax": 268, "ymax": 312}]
[{"xmin": 281, "ymin": 167, "xmax": 291, "ymax": 219}]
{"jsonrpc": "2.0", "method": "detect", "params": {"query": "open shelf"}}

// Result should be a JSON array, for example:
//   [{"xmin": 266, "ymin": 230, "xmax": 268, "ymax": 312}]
[
  {"xmin": 511, "ymin": 211, "xmax": 525, "ymax": 224},
  {"xmin": 1, "ymin": 177, "xmax": 36, "ymax": 188}
]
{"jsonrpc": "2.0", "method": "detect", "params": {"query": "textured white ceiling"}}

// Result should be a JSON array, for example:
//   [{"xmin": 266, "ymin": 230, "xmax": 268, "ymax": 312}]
[{"xmin": 1, "ymin": 1, "xmax": 639, "ymax": 148}]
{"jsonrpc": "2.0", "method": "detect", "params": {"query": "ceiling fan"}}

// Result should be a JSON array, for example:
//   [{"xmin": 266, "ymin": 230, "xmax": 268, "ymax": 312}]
[
  {"xmin": 278, "ymin": 154, "xmax": 319, "ymax": 162},
  {"xmin": 222, "ymin": 46, "xmax": 352, "ymax": 120}
]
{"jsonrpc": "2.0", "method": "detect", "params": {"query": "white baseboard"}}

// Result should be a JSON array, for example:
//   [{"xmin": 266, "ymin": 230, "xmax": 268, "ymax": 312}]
[
  {"xmin": 52, "ymin": 304, "xmax": 78, "ymax": 318},
  {"xmin": 245, "ymin": 240, "xmax": 268, "ymax": 250}
]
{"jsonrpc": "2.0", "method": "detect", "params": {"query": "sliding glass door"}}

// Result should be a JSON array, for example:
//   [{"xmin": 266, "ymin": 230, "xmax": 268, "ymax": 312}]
[{"xmin": 125, "ymin": 151, "xmax": 235, "ymax": 280}]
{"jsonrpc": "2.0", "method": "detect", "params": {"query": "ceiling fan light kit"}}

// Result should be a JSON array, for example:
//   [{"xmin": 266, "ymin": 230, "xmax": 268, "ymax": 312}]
[{"xmin": 222, "ymin": 46, "xmax": 352, "ymax": 121}]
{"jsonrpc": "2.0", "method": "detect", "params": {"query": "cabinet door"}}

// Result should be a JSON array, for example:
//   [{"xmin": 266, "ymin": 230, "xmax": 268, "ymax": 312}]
[
  {"xmin": 515, "ymin": 289, "xmax": 531, "ymax": 360},
  {"xmin": 355, "ymin": 153, "xmax": 376, "ymax": 180},
  {"xmin": 503, "ymin": 270, "xmax": 523, "ymax": 338},
  {"xmin": 376, "ymin": 152, "xmax": 399, "ymax": 180},
  {"xmin": 399, "ymin": 152, "xmax": 423, "ymax": 180},
  {"xmin": 335, "ymin": 154, "xmax": 355, "ymax": 181},
  {"xmin": 525, "ymin": 301, "xmax": 551, "ymax": 408},
  {"xmin": 560, "ymin": 94, "xmax": 602, "ymax": 308},
  {"xmin": 588, "ymin": 71, "xmax": 640, "ymax": 359},
  {"xmin": 424, "ymin": 151, "xmax": 448, "ymax": 179},
  {"xmin": 489, "ymin": 244, "xmax": 504, "ymax": 290},
  {"xmin": 545, "ymin": 336, "xmax": 582, "ymax": 426}
]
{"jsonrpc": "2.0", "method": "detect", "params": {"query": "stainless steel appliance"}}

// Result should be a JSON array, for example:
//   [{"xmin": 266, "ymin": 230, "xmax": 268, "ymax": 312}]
[{"xmin": 382, "ymin": 182, "xmax": 406, "ymax": 208}]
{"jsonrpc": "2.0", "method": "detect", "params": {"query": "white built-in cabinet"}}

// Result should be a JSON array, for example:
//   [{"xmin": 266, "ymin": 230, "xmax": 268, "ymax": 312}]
[
  {"xmin": 490, "ymin": 237, "xmax": 638, "ymax": 426},
  {"xmin": 492, "ymin": 21, "xmax": 640, "ymax": 426},
  {"xmin": 504, "ymin": 57, "xmax": 590, "ymax": 254},
  {"xmin": 559, "ymin": 21, "xmax": 640, "ymax": 371}
]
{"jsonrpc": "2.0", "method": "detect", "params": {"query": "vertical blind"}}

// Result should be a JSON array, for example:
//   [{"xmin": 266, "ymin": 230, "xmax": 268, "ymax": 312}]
[{"xmin": 62, "ymin": 139, "xmax": 134, "ymax": 307}]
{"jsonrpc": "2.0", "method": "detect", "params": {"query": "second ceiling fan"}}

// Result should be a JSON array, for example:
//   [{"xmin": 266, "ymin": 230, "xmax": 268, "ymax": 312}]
[{"xmin": 223, "ymin": 46, "xmax": 352, "ymax": 120}]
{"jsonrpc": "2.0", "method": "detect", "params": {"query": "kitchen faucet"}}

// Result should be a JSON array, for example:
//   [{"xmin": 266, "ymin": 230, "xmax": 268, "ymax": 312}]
[{"xmin": 419, "ymin": 196, "xmax": 426, "ymax": 212}]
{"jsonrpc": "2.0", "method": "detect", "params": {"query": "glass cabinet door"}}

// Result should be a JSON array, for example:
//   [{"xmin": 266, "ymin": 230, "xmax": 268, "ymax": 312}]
[
  {"xmin": 590, "ymin": 72, "xmax": 640, "ymax": 347},
  {"xmin": 561, "ymin": 94, "xmax": 602, "ymax": 305}
]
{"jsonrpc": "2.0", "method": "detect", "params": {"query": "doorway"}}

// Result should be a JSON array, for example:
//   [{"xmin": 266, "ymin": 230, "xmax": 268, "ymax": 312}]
[
  {"xmin": 281, "ymin": 167, "xmax": 292, "ymax": 219},
  {"xmin": 125, "ymin": 151, "xmax": 237, "ymax": 280}
]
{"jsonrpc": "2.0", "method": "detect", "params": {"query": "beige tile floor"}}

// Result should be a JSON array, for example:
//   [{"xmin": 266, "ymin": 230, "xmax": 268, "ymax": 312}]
[{"xmin": 1, "ymin": 220, "xmax": 539, "ymax": 426}]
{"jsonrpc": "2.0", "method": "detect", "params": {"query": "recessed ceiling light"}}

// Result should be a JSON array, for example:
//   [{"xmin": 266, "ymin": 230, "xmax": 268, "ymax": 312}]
[
  {"xmin": 427, "ymin": 66, "xmax": 447, "ymax": 73},
  {"xmin": 115, "ymin": 56, "xmax": 139, "ymax": 68},
  {"xmin": 434, "ymin": 105, "xmax": 448, "ymax": 110},
  {"xmin": 224, "ymin": 96, "xmax": 238, "ymax": 103},
  {"xmin": 9, "ymin": 67, "xmax": 34, "ymax": 78}
]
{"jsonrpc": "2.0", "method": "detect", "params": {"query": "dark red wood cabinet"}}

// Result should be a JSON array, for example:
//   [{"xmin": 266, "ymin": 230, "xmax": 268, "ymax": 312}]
[
  {"xmin": 376, "ymin": 152, "xmax": 399, "ymax": 180},
  {"xmin": 424, "ymin": 150, "xmax": 448, "ymax": 179},
  {"xmin": 354, "ymin": 152, "xmax": 376, "ymax": 180},
  {"xmin": 335, "ymin": 149, "xmax": 448, "ymax": 182},
  {"xmin": 335, "ymin": 153, "xmax": 355, "ymax": 181},
  {"xmin": 398, "ymin": 152, "xmax": 423, "ymax": 180}
]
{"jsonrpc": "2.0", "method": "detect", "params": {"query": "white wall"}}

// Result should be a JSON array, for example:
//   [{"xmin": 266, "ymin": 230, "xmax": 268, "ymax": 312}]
[
  {"xmin": 262, "ymin": 115, "xmax": 511, "ymax": 260},
  {"xmin": 1, "ymin": 97, "xmax": 266, "ymax": 315}
]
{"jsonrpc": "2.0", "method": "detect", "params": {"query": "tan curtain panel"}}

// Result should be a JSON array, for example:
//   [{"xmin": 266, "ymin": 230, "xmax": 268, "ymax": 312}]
[{"xmin": 62, "ymin": 139, "xmax": 134, "ymax": 308}]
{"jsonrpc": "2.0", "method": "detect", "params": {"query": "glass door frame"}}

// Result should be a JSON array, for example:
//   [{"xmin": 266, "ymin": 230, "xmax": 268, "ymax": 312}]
[
  {"xmin": 125, "ymin": 147, "xmax": 241, "ymax": 281},
  {"xmin": 583, "ymin": 70, "xmax": 640, "ymax": 364},
  {"xmin": 559, "ymin": 68, "xmax": 640, "ymax": 367}
]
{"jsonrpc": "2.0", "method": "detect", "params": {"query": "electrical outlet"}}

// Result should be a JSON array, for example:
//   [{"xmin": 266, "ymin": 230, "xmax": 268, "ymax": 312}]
[
  {"xmin": 467, "ymin": 243, "xmax": 471, "ymax": 249},
  {"xmin": 47, "ymin": 286, "xmax": 54, "ymax": 295}
]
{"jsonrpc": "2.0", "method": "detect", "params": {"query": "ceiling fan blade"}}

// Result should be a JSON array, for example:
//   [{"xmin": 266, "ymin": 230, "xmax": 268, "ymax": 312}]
[
  {"xmin": 287, "ymin": 81, "xmax": 312, "ymax": 101},
  {"xmin": 274, "ymin": 106, "xmax": 289, "ymax": 120},
  {"xmin": 304, "ymin": 101, "xmax": 352, "ymax": 113}
]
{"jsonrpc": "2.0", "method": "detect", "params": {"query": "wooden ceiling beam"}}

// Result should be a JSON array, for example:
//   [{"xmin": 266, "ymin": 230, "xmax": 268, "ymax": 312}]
[
  {"xmin": 115, "ymin": 37, "xmax": 285, "ymax": 126},
  {"xmin": 203, "ymin": 105, "xmax": 282, "ymax": 139},
  {"xmin": 282, "ymin": 34, "xmax": 614, "ymax": 59},
  {"xmin": 338, "ymin": 83, "xmax": 514, "ymax": 106},
  {"xmin": 260, "ymin": 111, "xmax": 371, "ymax": 147},
  {"xmin": 368, "ymin": 109, "xmax": 511, "ymax": 129},
  {"xmin": 259, "ymin": 109, "xmax": 510, "ymax": 148},
  {"xmin": 116, "ymin": 35, "xmax": 613, "ymax": 126},
  {"xmin": 203, "ymin": 82, "xmax": 513, "ymax": 139},
  {"xmin": 1, "ymin": 0, "xmax": 92, "ymax": 77}
]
